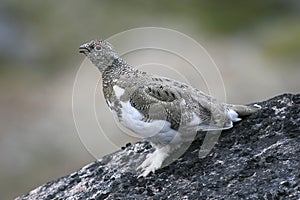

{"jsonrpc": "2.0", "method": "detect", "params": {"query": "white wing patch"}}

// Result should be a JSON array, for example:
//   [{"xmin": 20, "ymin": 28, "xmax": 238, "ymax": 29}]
[
  {"xmin": 113, "ymin": 85, "xmax": 125, "ymax": 100},
  {"xmin": 119, "ymin": 101, "xmax": 174, "ymax": 139},
  {"xmin": 188, "ymin": 113, "xmax": 202, "ymax": 126}
]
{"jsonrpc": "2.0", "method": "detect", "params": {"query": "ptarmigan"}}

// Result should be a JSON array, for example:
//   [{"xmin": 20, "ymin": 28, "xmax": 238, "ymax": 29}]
[{"xmin": 79, "ymin": 39, "xmax": 260, "ymax": 177}]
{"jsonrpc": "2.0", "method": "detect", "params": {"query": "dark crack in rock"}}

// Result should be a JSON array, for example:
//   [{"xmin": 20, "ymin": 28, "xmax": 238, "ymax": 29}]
[{"xmin": 16, "ymin": 94, "xmax": 300, "ymax": 200}]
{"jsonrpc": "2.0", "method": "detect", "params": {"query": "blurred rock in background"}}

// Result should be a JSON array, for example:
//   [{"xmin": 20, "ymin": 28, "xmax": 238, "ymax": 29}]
[{"xmin": 0, "ymin": 0, "xmax": 299, "ymax": 199}]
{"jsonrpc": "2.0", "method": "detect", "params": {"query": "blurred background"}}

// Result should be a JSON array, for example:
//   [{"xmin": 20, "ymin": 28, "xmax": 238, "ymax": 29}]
[{"xmin": 1, "ymin": 0, "xmax": 299, "ymax": 199}]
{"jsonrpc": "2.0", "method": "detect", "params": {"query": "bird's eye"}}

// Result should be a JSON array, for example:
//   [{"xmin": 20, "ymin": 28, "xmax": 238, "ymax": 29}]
[{"xmin": 95, "ymin": 45, "xmax": 102, "ymax": 51}]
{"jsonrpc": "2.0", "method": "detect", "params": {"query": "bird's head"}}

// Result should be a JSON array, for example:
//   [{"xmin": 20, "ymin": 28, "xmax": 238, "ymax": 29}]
[{"xmin": 79, "ymin": 40, "xmax": 118, "ymax": 72}]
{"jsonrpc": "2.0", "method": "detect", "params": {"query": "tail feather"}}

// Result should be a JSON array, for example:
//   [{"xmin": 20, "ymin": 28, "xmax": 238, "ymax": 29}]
[{"xmin": 226, "ymin": 104, "xmax": 261, "ymax": 116}]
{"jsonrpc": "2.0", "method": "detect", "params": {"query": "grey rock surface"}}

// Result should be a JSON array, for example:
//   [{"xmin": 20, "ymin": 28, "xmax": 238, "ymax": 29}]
[{"xmin": 17, "ymin": 94, "xmax": 300, "ymax": 200}]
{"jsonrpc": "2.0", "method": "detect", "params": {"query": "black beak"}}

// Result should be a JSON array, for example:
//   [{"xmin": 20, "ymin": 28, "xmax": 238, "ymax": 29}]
[{"xmin": 79, "ymin": 44, "xmax": 90, "ymax": 54}]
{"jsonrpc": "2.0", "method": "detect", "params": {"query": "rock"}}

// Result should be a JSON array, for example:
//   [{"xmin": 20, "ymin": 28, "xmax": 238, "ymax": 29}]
[{"xmin": 16, "ymin": 94, "xmax": 300, "ymax": 200}]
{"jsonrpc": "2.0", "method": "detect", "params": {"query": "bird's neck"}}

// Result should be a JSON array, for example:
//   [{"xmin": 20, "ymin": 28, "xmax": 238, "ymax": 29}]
[{"xmin": 101, "ymin": 57, "xmax": 137, "ymax": 86}]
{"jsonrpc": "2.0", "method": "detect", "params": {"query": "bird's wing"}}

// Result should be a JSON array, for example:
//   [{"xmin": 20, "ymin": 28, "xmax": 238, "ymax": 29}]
[
  {"xmin": 128, "ymin": 81, "xmax": 232, "ymax": 131},
  {"xmin": 128, "ymin": 83, "xmax": 183, "ymax": 130}
]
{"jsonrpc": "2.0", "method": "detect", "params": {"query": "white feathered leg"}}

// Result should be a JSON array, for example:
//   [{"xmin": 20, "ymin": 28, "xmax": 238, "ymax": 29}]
[{"xmin": 138, "ymin": 145, "xmax": 171, "ymax": 177}]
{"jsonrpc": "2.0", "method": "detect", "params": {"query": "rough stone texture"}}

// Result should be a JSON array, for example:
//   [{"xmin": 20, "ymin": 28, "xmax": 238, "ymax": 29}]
[{"xmin": 17, "ymin": 94, "xmax": 300, "ymax": 200}]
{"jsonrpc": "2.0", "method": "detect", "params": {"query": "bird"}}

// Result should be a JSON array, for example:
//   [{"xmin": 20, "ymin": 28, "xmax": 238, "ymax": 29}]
[{"xmin": 79, "ymin": 39, "xmax": 261, "ymax": 177}]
